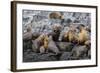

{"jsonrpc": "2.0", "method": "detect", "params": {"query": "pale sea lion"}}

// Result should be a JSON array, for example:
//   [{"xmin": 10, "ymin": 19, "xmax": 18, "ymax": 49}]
[
  {"xmin": 78, "ymin": 25, "xmax": 89, "ymax": 45},
  {"xmin": 23, "ymin": 25, "xmax": 33, "ymax": 40},
  {"xmin": 48, "ymin": 36, "xmax": 60, "ymax": 54},
  {"xmin": 32, "ymin": 34, "xmax": 45, "ymax": 52}
]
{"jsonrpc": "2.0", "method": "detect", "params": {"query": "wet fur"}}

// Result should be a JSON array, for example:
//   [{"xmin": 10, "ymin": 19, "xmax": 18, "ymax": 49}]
[
  {"xmin": 78, "ymin": 27, "xmax": 88, "ymax": 45},
  {"xmin": 49, "ymin": 12, "xmax": 63, "ymax": 19}
]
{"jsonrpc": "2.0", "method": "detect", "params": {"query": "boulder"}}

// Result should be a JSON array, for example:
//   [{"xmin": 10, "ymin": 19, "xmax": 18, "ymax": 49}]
[
  {"xmin": 23, "ymin": 52, "xmax": 57, "ymax": 62},
  {"xmin": 60, "ymin": 52, "xmax": 71, "ymax": 60},
  {"xmin": 37, "ymin": 53, "xmax": 57, "ymax": 61},
  {"xmin": 56, "ymin": 42, "xmax": 74, "ymax": 52},
  {"xmin": 23, "ymin": 40, "xmax": 32, "ymax": 51}
]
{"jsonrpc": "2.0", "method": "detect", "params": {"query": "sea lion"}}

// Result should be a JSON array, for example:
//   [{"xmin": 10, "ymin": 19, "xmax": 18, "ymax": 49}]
[
  {"xmin": 84, "ymin": 40, "xmax": 91, "ymax": 50},
  {"xmin": 39, "ymin": 46, "xmax": 45, "ymax": 54},
  {"xmin": 43, "ymin": 35, "xmax": 49, "ymax": 49},
  {"xmin": 49, "ymin": 12, "xmax": 63, "ymax": 19},
  {"xmin": 51, "ymin": 24, "xmax": 62, "ymax": 41},
  {"xmin": 78, "ymin": 25, "xmax": 89, "ymax": 45},
  {"xmin": 71, "ymin": 45, "xmax": 89, "ymax": 59},
  {"xmin": 63, "ymin": 25, "xmax": 78, "ymax": 43},
  {"xmin": 32, "ymin": 34, "xmax": 45, "ymax": 52},
  {"xmin": 39, "ymin": 35, "xmax": 49, "ymax": 53},
  {"xmin": 48, "ymin": 36, "xmax": 60, "ymax": 54},
  {"xmin": 23, "ymin": 25, "xmax": 33, "ymax": 40}
]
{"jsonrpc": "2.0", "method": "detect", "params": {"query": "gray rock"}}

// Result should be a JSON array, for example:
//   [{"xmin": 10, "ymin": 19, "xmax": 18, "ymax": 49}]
[
  {"xmin": 23, "ymin": 53, "xmax": 39, "ymax": 62},
  {"xmin": 23, "ymin": 40, "xmax": 32, "ymax": 51},
  {"xmin": 56, "ymin": 42, "xmax": 74, "ymax": 52},
  {"xmin": 37, "ymin": 54, "xmax": 57, "ymax": 61},
  {"xmin": 88, "ymin": 49, "xmax": 91, "ymax": 59},
  {"xmin": 23, "ymin": 52, "xmax": 57, "ymax": 62},
  {"xmin": 60, "ymin": 52, "xmax": 71, "ymax": 60}
]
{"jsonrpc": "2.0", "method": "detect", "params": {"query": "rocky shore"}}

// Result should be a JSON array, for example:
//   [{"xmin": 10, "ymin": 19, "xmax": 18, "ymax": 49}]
[{"xmin": 23, "ymin": 10, "xmax": 91, "ymax": 62}]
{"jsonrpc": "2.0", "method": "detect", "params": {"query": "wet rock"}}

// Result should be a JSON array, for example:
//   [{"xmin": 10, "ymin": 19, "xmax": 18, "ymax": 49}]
[
  {"xmin": 23, "ymin": 52, "xmax": 39, "ymax": 62},
  {"xmin": 60, "ymin": 52, "xmax": 71, "ymax": 60},
  {"xmin": 23, "ymin": 52, "xmax": 57, "ymax": 62},
  {"xmin": 56, "ymin": 42, "xmax": 74, "ymax": 52},
  {"xmin": 23, "ymin": 40, "xmax": 32, "ymax": 51},
  {"xmin": 37, "ymin": 53, "xmax": 57, "ymax": 61},
  {"xmin": 69, "ymin": 56, "xmax": 79, "ymax": 60}
]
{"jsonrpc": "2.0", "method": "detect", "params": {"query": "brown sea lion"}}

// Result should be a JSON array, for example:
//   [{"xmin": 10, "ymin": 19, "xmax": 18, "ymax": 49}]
[
  {"xmin": 39, "ymin": 35, "xmax": 49, "ymax": 53},
  {"xmin": 78, "ymin": 25, "xmax": 89, "ymax": 45},
  {"xmin": 51, "ymin": 24, "xmax": 62, "ymax": 41},
  {"xmin": 49, "ymin": 12, "xmax": 64, "ymax": 19},
  {"xmin": 63, "ymin": 25, "xmax": 78, "ymax": 43}
]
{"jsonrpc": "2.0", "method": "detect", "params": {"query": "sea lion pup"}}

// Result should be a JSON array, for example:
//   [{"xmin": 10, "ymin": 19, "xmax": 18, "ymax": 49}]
[
  {"xmin": 63, "ymin": 25, "xmax": 78, "ymax": 43},
  {"xmin": 32, "ymin": 34, "xmax": 45, "ymax": 52},
  {"xmin": 78, "ymin": 24, "xmax": 89, "ymax": 45},
  {"xmin": 23, "ymin": 24, "xmax": 33, "ymax": 40},
  {"xmin": 49, "ymin": 12, "xmax": 63, "ymax": 19}
]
